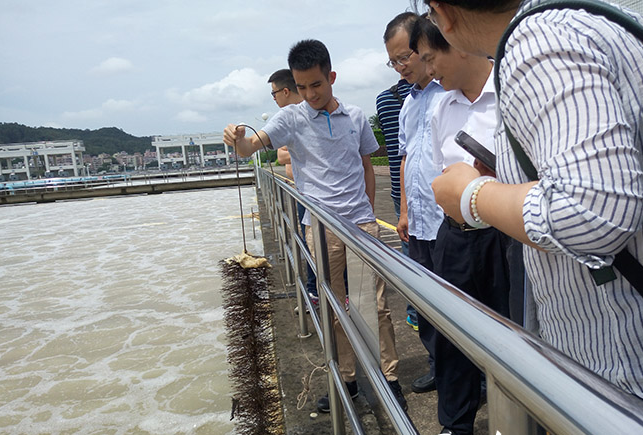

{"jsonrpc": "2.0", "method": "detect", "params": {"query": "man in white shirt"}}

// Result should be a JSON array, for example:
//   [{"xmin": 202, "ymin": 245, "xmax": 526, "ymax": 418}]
[{"xmin": 412, "ymin": 19, "xmax": 510, "ymax": 435}]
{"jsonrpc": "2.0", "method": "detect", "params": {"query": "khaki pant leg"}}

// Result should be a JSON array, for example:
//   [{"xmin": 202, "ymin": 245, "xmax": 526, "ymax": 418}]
[
  {"xmin": 358, "ymin": 221, "xmax": 399, "ymax": 381},
  {"xmin": 306, "ymin": 225, "xmax": 356, "ymax": 382}
]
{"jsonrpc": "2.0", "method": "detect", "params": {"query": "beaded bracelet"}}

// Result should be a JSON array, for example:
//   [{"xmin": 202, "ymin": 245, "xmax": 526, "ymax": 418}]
[{"xmin": 459, "ymin": 176, "xmax": 497, "ymax": 229}]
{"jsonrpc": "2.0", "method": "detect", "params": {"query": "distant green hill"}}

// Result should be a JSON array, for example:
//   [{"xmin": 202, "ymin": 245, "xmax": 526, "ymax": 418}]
[{"xmin": 0, "ymin": 123, "xmax": 152, "ymax": 156}]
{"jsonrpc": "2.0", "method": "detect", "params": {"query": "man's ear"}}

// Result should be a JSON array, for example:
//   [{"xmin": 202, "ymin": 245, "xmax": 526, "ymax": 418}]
[
  {"xmin": 283, "ymin": 87, "xmax": 291, "ymax": 98},
  {"xmin": 329, "ymin": 71, "xmax": 337, "ymax": 85},
  {"xmin": 432, "ymin": 2, "xmax": 456, "ymax": 34}
]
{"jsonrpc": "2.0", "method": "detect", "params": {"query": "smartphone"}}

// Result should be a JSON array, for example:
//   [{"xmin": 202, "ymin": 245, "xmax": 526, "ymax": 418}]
[{"xmin": 454, "ymin": 130, "xmax": 496, "ymax": 172}]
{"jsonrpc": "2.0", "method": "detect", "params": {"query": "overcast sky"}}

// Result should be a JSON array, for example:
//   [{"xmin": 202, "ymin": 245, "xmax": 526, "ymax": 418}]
[{"xmin": 1, "ymin": 0, "xmax": 421, "ymax": 138}]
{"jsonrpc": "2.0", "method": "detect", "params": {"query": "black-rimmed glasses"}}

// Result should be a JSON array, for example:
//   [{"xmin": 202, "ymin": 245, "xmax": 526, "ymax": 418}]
[{"xmin": 271, "ymin": 88, "xmax": 285, "ymax": 97}]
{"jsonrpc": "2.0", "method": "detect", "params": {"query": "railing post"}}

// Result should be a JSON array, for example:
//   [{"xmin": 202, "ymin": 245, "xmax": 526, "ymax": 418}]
[
  {"xmin": 271, "ymin": 177, "xmax": 280, "ymax": 243},
  {"xmin": 278, "ymin": 188, "xmax": 294, "ymax": 285},
  {"xmin": 286, "ymin": 194, "xmax": 311, "ymax": 338},
  {"xmin": 274, "ymin": 188, "xmax": 285, "ymax": 259},
  {"xmin": 311, "ymin": 215, "xmax": 345, "ymax": 435},
  {"xmin": 263, "ymin": 171, "xmax": 275, "ymax": 227},
  {"xmin": 487, "ymin": 373, "xmax": 539, "ymax": 435}
]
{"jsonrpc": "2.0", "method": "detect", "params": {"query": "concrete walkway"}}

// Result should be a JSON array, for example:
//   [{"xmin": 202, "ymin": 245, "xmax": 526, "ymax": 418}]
[{"xmin": 260, "ymin": 166, "xmax": 489, "ymax": 434}]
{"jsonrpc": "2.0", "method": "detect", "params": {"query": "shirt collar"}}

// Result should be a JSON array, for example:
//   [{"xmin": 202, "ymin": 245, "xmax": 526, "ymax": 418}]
[
  {"xmin": 304, "ymin": 97, "xmax": 347, "ymax": 119},
  {"xmin": 410, "ymin": 79, "xmax": 441, "ymax": 97},
  {"xmin": 449, "ymin": 62, "xmax": 495, "ymax": 106}
]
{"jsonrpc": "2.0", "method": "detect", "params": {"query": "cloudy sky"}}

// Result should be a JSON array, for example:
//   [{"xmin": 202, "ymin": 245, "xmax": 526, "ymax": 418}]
[{"xmin": 1, "ymin": 0, "xmax": 422, "ymax": 138}]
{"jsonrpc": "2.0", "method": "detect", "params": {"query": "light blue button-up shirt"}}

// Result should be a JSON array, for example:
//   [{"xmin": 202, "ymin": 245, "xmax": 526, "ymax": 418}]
[{"xmin": 398, "ymin": 80, "xmax": 445, "ymax": 241}]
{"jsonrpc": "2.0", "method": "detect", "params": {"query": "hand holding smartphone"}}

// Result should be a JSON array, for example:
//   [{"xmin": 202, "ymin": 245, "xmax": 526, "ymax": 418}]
[{"xmin": 454, "ymin": 130, "xmax": 496, "ymax": 173}]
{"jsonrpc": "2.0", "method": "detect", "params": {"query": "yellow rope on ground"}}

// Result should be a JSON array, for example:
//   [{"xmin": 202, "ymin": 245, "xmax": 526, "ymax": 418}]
[
  {"xmin": 376, "ymin": 218, "xmax": 397, "ymax": 231},
  {"xmin": 276, "ymin": 268, "xmax": 329, "ymax": 411},
  {"xmin": 297, "ymin": 363, "xmax": 327, "ymax": 410}
]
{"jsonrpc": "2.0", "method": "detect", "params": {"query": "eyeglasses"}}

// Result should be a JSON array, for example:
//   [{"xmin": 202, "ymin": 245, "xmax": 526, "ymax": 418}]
[
  {"xmin": 427, "ymin": 4, "xmax": 438, "ymax": 25},
  {"xmin": 386, "ymin": 51, "xmax": 415, "ymax": 68},
  {"xmin": 270, "ymin": 88, "xmax": 285, "ymax": 97}
]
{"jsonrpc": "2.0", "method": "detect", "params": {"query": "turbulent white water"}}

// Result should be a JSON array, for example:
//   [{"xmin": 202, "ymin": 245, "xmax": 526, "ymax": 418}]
[{"xmin": 0, "ymin": 187, "xmax": 263, "ymax": 435}]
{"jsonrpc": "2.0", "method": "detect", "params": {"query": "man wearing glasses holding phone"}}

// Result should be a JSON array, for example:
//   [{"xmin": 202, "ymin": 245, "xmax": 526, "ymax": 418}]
[{"xmin": 384, "ymin": 11, "xmax": 446, "ymax": 397}]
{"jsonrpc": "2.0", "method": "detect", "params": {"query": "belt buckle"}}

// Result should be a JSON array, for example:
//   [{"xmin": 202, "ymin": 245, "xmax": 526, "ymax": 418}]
[
  {"xmin": 460, "ymin": 222, "xmax": 477, "ymax": 231},
  {"xmin": 446, "ymin": 215, "xmax": 477, "ymax": 231}
]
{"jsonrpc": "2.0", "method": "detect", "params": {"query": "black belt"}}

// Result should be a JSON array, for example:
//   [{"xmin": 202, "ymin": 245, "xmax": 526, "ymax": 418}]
[{"xmin": 445, "ymin": 216, "xmax": 479, "ymax": 232}]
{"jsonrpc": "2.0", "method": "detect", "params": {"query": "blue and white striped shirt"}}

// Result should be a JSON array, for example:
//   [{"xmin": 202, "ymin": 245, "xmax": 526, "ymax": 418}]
[
  {"xmin": 496, "ymin": 0, "xmax": 643, "ymax": 397},
  {"xmin": 376, "ymin": 79, "xmax": 412, "ymax": 200}
]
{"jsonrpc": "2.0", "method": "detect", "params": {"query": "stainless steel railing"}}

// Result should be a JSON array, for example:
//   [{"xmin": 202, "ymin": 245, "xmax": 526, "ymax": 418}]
[{"xmin": 257, "ymin": 167, "xmax": 643, "ymax": 435}]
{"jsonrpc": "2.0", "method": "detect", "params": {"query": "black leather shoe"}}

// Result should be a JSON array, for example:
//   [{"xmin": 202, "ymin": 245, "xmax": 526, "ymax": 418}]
[
  {"xmin": 387, "ymin": 380, "xmax": 408, "ymax": 411},
  {"xmin": 411, "ymin": 371, "xmax": 436, "ymax": 393},
  {"xmin": 478, "ymin": 376, "xmax": 487, "ymax": 410},
  {"xmin": 317, "ymin": 380, "xmax": 358, "ymax": 413},
  {"xmin": 438, "ymin": 427, "xmax": 454, "ymax": 435}
]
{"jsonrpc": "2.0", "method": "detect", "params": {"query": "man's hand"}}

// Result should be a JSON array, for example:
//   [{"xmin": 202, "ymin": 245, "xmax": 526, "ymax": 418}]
[
  {"xmin": 397, "ymin": 212, "xmax": 410, "ymax": 243},
  {"xmin": 223, "ymin": 124, "xmax": 245, "ymax": 148},
  {"xmin": 222, "ymin": 124, "xmax": 268, "ymax": 157},
  {"xmin": 432, "ymin": 162, "xmax": 480, "ymax": 222},
  {"xmin": 473, "ymin": 158, "xmax": 495, "ymax": 177}
]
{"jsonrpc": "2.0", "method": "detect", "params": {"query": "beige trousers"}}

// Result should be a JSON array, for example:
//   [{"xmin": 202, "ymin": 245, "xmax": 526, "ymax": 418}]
[{"xmin": 306, "ymin": 221, "xmax": 399, "ymax": 382}]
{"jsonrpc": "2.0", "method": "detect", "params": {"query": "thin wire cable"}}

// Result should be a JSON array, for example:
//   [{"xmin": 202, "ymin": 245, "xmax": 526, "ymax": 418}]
[
  {"xmin": 232, "ymin": 140, "xmax": 248, "ymax": 253},
  {"xmin": 233, "ymin": 123, "xmax": 276, "ymax": 254}
]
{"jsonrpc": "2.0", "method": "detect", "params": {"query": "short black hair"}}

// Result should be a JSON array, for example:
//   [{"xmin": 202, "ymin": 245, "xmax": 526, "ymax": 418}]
[
  {"xmin": 288, "ymin": 39, "xmax": 331, "ymax": 76},
  {"xmin": 413, "ymin": 0, "xmax": 520, "ymax": 14},
  {"xmin": 383, "ymin": 12, "xmax": 420, "ymax": 43},
  {"xmin": 268, "ymin": 69, "xmax": 297, "ymax": 92},
  {"xmin": 409, "ymin": 16, "xmax": 450, "ymax": 53}
]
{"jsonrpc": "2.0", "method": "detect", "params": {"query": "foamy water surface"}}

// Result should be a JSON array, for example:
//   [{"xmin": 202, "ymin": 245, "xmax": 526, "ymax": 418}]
[{"xmin": 0, "ymin": 187, "xmax": 262, "ymax": 435}]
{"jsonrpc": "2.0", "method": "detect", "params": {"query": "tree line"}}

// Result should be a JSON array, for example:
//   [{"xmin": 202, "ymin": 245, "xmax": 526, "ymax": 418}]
[
  {"xmin": 0, "ymin": 121, "xmax": 387, "ymax": 158},
  {"xmin": 0, "ymin": 123, "xmax": 152, "ymax": 156}
]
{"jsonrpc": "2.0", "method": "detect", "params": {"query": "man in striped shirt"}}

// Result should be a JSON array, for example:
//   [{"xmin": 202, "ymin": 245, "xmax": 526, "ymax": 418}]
[
  {"xmin": 427, "ymin": 0, "xmax": 643, "ymax": 400},
  {"xmin": 376, "ymin": 79, "xmax": 412, "ymax": 254}
]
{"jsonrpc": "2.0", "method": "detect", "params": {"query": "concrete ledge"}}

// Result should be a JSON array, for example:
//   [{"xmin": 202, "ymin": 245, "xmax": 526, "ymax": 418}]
[{"xmin": 0, "ymin": 176, "xmax": 254, "ymax": 205}]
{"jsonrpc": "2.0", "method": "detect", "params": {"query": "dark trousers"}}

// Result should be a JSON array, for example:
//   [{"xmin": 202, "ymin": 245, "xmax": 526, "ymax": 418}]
[
  {"xmin": 433, "ymin": 220, "xmax": 510, "ymax": 435},
  {"xmin": 298, "ymin": 203, "xmax": 317, "ymax": 296},
  {"xmin": 408, "ymin": 236, "xmax": 437, "ymax": 373},
  {"xmin": 506, "ymin": 238, "xmax": 525, "ymax": 325}
]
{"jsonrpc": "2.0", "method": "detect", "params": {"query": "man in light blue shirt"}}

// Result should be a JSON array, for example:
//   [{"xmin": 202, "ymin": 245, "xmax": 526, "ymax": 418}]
[{"xmin": 385, "ymin": 12, "xmax": 445, "ymax": 395}]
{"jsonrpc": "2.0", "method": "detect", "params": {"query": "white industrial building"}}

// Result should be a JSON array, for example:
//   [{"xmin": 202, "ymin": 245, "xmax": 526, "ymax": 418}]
[
  {"xmin": 151, "ymin": 133, "xmax": 232, "ymax": 169},
  {"xmin": 0, "ymin": 140, "xmax": 85, "ymax": 181}
]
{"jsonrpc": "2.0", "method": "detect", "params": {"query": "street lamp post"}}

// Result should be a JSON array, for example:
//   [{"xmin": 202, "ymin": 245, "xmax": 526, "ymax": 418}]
[{"xmin": 254, "ymin": 113, "xmax": 270, "ymax": 189}]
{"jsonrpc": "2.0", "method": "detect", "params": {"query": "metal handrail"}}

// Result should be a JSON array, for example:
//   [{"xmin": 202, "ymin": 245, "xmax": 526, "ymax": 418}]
[{"xmin": 257, "ymin": 168, "xmax": 643, "ymax": 435}]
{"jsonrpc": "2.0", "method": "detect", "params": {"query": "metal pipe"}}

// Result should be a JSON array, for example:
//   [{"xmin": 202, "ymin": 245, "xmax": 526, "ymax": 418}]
[
  {"xmin": 311, "ymin": 215, "xmax": 345, "ymax": 435},
  {"xmin": 285, "ymin": 194, "xmax": 310, "ymax": 338},
  {"xmin": 265, "ymin": 170, "xmax": 643, "ymax": 434},
  {"xmin": 329, "ymin": 359, "xmax": 365, "ymax": 435}
]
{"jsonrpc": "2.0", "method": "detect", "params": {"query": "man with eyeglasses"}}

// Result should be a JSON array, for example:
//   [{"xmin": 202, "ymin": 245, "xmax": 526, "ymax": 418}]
[
  {"xmin": 269, "ymin": 69, "xmax": 303, "ymax": 180},
  {"xmin": 384, "ymin": 11, "xmax": 445, "ymax": 397}
]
